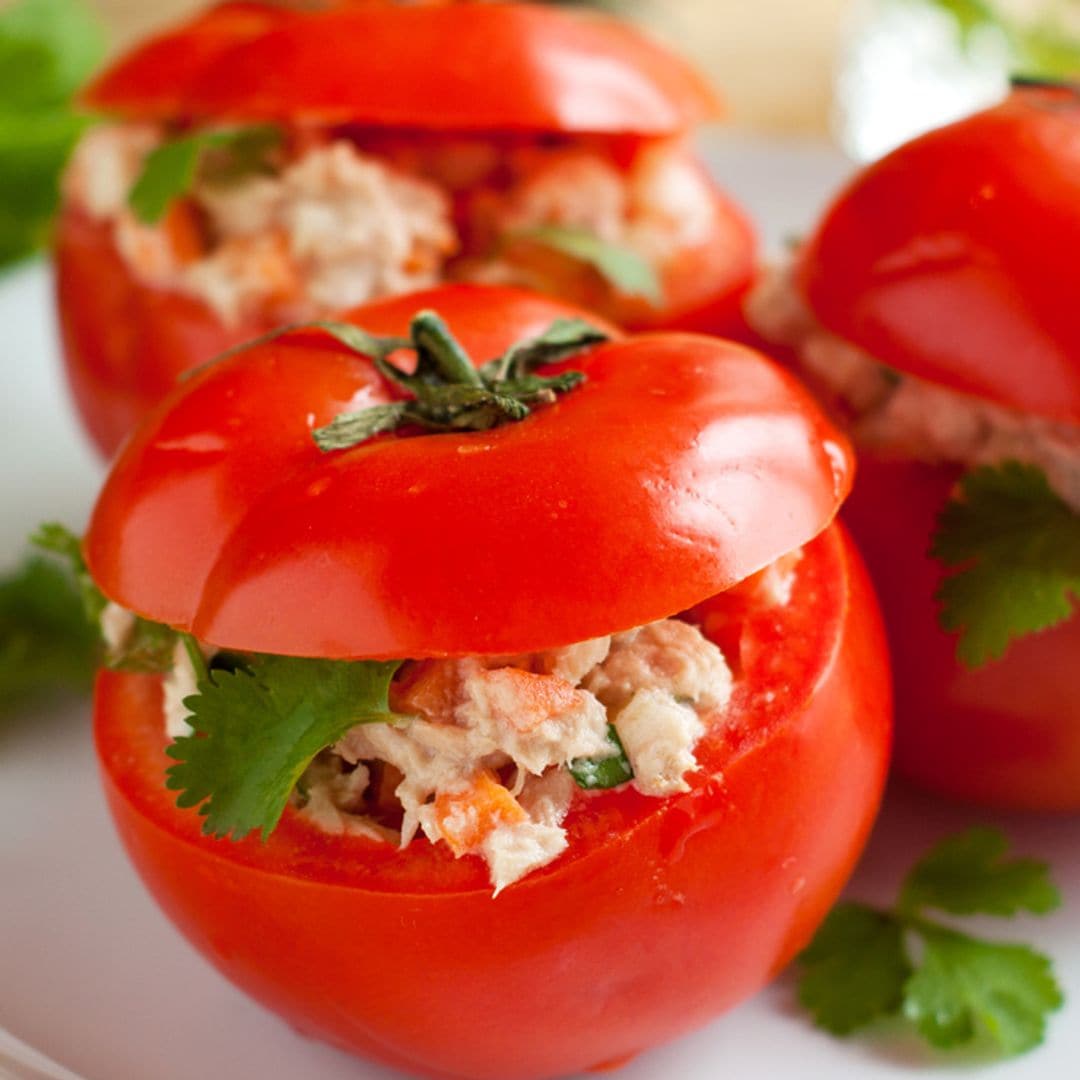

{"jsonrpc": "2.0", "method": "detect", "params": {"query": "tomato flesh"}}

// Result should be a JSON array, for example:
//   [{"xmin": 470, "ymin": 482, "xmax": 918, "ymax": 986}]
[{"xmin": 93, "ymin": 523, "xmax": 891, "ymax": 1079}]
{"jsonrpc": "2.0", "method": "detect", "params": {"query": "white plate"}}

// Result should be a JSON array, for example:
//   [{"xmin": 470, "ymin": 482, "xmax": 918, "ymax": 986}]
[{"xmin": 1, "ymin": 136, "xmax": 1078, "ymax": 1080}]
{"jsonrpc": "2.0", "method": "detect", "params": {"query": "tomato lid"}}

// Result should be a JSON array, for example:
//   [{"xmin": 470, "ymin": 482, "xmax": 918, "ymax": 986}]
[
  {"xmin": 796, "ymin": 86, "xmax": 1080, "ymax": 425},
  {"xmin": 84, "ymin": 285, "xmax": 852, "ymax": 659},
  {"xmin": 83, "ymin": 1, "xmax": 721, "ymax": 136}
]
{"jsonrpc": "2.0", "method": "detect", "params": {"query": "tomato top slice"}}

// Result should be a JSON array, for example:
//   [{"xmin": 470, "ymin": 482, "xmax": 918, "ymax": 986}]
[
  {"xmin": 796, "ymin": 86, "xmax": 1080, "ymax": 425},
  {"xmin": 83, "ymin": 0, "xmax": 721, "ymax": 136},
  {"xmin": 84, "ymin": 285, "xmax": 852, "ymax": 659}
]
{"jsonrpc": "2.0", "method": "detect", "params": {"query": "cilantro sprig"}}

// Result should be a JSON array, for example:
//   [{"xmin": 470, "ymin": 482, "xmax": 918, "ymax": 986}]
[
  {"xmin": 931, "ymin": 462, "xmax": 1080, "ymax": 668},
  {"xmin": 798, "ymin": 827, "xmax": 1063, "ymax": 1057},
  {"xmin": 513, "ymin": 224, "xmax": 664, "ymax": 305},
  {"xmin": 569, "ymin": 723, "xmax": 634, "ymax": 789},
  {"xmin": 128, "ymin": 124, "xmax": 281, "ymax": 225},
  {"xmin": 0, "ymin": 0, "xmax": 106, "ymax": 267},
  {"xmin": 166, "ymin": 655, "xmax": 404, "ymax": 840}
]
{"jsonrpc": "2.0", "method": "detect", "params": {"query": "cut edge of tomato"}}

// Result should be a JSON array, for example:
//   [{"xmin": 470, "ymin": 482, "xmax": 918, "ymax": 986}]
[{"xmin": 93, "ymin": 522, "xmax": 854, "ymax": 899}]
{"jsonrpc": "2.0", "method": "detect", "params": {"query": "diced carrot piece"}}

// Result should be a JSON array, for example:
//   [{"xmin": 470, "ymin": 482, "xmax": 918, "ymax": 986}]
[
  {"xmin": 433, "ymin": 770, "xmax": 527, "ymax": 856},
  {"xmin": 162, "ymin": 200, "xmax": 206, "ymax": 264},
  {"xmin": 390, "ymin": 660, "xmax": 464, "ymax": 722}
]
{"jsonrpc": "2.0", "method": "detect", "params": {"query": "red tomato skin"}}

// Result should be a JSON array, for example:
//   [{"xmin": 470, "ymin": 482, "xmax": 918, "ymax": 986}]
[
  {"xmin": 54, "ymin": 208, "xmax": 269, "ymax": 457},
  {"xmin": 83, "ymin": 318, "xmax": 851, "ymax": 660},
  {"xmin": 84, "ymin": 1, "xmax": 720, "ymax": 135},
  {"xmin": 93, "ymin": 523, "xmax": 891, "ymax": 1080},
  {"xmin": 843, "ymin": 454, "xmax": 1080, "ymax": 810},
  {"xmin": 797, "ymin": 87, "xmax": 1080, "ymax": 425}
]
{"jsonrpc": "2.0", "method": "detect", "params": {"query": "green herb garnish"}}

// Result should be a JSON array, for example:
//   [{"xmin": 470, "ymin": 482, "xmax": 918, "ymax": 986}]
[
  {"xmin": 798, "ymin": 827, "xmax": 1063, "ymax": 1056},
  {"xmin": 569, "ymin": 723, "xmax": 634, "ymax": 789},
  {"xmin": 128, "ymin": 124, "xmax": 281, "ymax": 225},
  {"xmin": 166, "ymin": 655, "xmax": 405, "ymax": 840},
  {"xmin": 930, "ymin": 461, "xmax": 1080, "ymax": 668},
  {"xmin": 514, "ymin": 224, "xmax": 664, "ymax": 305},
  {"xmin": 0, "ymin": 0, "xmax": 106, "ymax": 267}
]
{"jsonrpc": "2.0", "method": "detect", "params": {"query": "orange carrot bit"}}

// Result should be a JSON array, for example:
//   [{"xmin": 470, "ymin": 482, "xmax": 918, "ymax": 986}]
[
  {"xmin": 433, "ymin": 770, "xmax": 528, "ymax": 856},
  {"xmin": 472, "ymin": 668, "xmax": 578, "ymax": 732},
  {"xmin": 390, "ymin": 660, "xmax": 465, "ymax": 723},
  {"xmin": 162, "ymin": 200, "xmax": 207, "ymax": 265}
]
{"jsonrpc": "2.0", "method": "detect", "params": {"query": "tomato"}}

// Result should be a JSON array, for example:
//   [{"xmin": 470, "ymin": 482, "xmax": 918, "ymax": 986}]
[
  {"xmin": 791, "ymin": 85, "xmax": 1080, "ymax": 809},
  {"xmin": 94, "ymin": 522, "xmax": 891, "ymax": 1080},
  {"xmin": 843, "ymin": 455, "xmax": 1080, "ymax": 811},
  {"xmin": 83, "ymin": 289, "xmax": 851, "ymax": 657},
  {"xmin": 797, "ymin": 86, "xmax": 1080, "ymax": 425},
  {"xmin": 84, "ymin": 1, "xmax": 720, "ymax": 134},
  {"xmin": 82, "ymin": 287, "xmax": 889, "ymax": 1075},
  {"xmin": 58, "ymin": 1, "xmax": 756, "ymax": 458}
]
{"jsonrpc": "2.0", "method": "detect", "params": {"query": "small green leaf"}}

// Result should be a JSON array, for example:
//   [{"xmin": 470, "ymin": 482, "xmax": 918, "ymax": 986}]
[
  {"xmin": 166, "ymin": 655, "xmax": 405, "ymax": 840},
  {"xmin": 931, "ymin": 462, "xmax": 1080, "ymax": 667},
  {"xmin": 0, "ymin": 554, "xmax": 98, "ymax": 715},
  {"xmin": 128, "ymin": 124, "xmax": 281, "ymax": 225},
  {"xmin": 797, "ymin": 903, "xmax": 911, "ymax": 1035},
  {"xmin": 568, "ymin": 724, "xmax": 634, "ymax": 790},
  {"xmin": 903, "ymin": 927, "xmax": 1063, "ymax": 1055},
  {"xmin": 516, "ymin": 225, "xmax": 664, "ymax": 305},
  {"xmin": 901, "ymin": 827, "xmax": 1060, "ymax": 918}
]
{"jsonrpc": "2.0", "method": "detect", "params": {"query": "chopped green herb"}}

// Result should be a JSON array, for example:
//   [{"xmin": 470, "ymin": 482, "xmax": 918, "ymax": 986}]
[
  {"xmin": 0, "ymin": 0, "xmax": 106, "ymax": 267},
  {"xmin": 514, "ymin": 224, "xmax": 664, "ymax": 305},
  {"xmin": 128, "ymin": 124, "xmax": 281, "ymax": 225},
  {"xmin": 569, "ymin": 723, "xmax": 634, "ymax": 790},
  {"xmin": 798, "ymin": 827, "xmax": 1063, "ymax": 1057},
  {"xmin": 930, "ymin": 461, "xmax": 1080, "ymax": 668},
  {"xmin": 166, "ymin": 655, "xmax": 405, "ymax": 840}
]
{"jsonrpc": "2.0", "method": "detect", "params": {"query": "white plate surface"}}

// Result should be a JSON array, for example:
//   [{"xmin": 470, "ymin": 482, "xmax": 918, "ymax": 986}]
[{"xmin": 1, "ymin": 136, "xmax": 1078, "ymax": 1080}]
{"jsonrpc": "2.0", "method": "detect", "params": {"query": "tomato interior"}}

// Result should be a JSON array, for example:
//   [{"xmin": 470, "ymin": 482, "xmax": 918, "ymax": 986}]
[{"xmin": 95, "ymin": 527, "xmax": 843, "ymax": 894}]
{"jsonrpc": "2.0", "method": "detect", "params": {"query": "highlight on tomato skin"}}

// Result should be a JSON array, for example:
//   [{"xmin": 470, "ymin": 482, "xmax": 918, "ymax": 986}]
[
  {"xmin": 80, "ymin": 288, "xmax": 891, "ymax": 1078},
  {"xmin": 745, "ymin": 84, "xmax": 1080, "ymax": 811},
  {"xmin": 55, "ymin": 0, "xmax": 757, "ymax": 458}
]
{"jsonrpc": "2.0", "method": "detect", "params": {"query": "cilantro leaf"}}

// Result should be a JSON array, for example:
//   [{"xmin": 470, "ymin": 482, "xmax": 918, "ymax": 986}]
[
  {"xmin": 129, "ymin": 124, "xmax": 280, "ymax": 225},
  {"xmin": 797, "ymin": 904, "xmax": 911, "ymax": 1035},
  {"xmin": 796, "ymin": 828, "xmax": 1063, "ymax": 1058},
  {"xmin": 901, "ymin": 827, "xmax": 1060, "ymax": 918},
  {"xmin": 0, "ymin": 0, "xmax": 106, "ymax": 267},
  {"xmin": 515, "ymin": 225, "xmax": 664, "ymax": 305},
  {"xmin": 931, "ymin": 462, "xmax": 1080, "ymax": 667},
  {"xmin": 904, "ymin": 928, "xmax": 1063, "ymax": 1055},
  {"xmin": 166, "ymin": 655, "xmax": 404, "ymax": 840},
  {"xmin": 0, "ymin": 555, "xmax": 98, "ymax": 715}
]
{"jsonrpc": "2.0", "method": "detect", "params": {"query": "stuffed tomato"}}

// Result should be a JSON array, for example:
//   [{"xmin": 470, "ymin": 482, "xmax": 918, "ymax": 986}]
[
  {"xmin": 57, "ymin": 0, "xmax": 755, "ymax": 457},
  {"xmin": 85, "ymin": 284, "xmax": 889, "ymax": 1079},
  {"xmin": 747, "ymin": 84, "xmax": 1080, "ymax": 810}
]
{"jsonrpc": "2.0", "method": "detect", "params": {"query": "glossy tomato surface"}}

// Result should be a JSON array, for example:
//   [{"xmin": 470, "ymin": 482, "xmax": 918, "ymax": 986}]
[
  {"xmin": 844, "ymin": 454, "xmax": 1080, "ymax": 811},
  {"xmin": 94, "ymin": 522, "xmax": 891, "ymax": 1080},
  {"xmin": 797, "ymin": 86, "xmax": 1080, "ymax": 425},
  {"xmin": 84, "ymin": 0, "xmax": 720, "ymax": 134},
  {"xmin": 59, "ymin": 2, "xmax": 754, "ymax": 458},
  {"xmin": 83, "ymin": 295, "xmax": 852, "ymax": 658}
]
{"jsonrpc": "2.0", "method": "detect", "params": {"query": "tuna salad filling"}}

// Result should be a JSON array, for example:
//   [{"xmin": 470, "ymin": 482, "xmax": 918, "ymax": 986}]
[
  {"xmin": 63, "ymin": 123, "xmax": 719, "ymax": 326},
  {"xmin": 101, "ymin": 554, "xmax": 802, "ymax": 893},
  {"xmin": 746, "ymin": 262, "xmax": 1080, "ymax": 510}
]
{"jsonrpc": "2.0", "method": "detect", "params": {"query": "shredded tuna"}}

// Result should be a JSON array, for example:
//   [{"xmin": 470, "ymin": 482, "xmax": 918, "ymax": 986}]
[{"xmin": 747, "ymin": 261, "xmax": 1080, "ymax": 511}]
